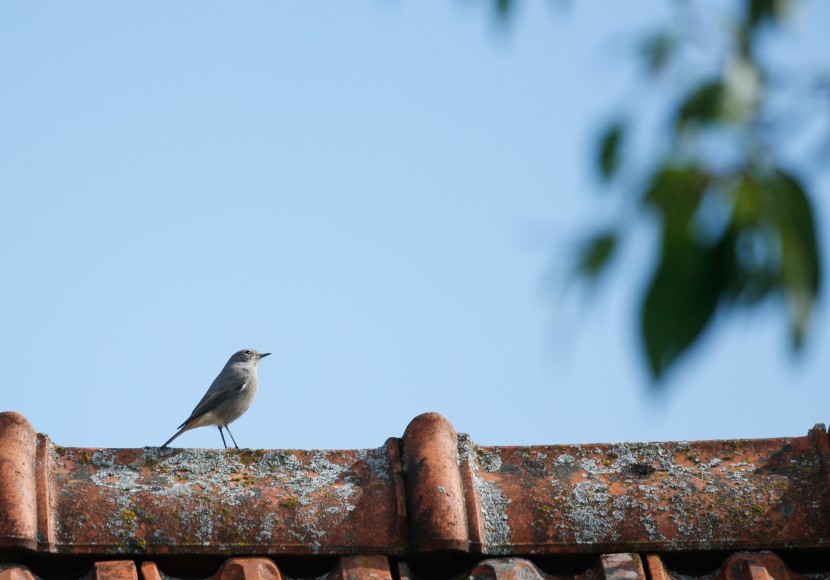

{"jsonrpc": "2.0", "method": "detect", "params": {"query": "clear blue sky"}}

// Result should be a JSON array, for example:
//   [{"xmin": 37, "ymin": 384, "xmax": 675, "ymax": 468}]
[{"xmin": 1, "ymin": 1, "xmax": 828, "ymax": 451}]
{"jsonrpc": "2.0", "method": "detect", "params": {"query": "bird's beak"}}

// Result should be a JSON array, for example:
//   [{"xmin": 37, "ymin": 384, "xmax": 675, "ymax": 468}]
[{"xmin": 260, "ymin": 352, "xmax": 271, "ymax": 358}]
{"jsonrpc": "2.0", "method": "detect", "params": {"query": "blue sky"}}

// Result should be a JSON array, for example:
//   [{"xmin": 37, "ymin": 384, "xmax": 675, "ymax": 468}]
[{"xmin": 1, "ymin": 1, "xmax": 828, "ymax": 451}]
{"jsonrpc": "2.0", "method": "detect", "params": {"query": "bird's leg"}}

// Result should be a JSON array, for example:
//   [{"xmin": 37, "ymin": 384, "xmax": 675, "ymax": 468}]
[
  {"xmin": 218, "ymin": 426, "xmax": 228, "ymax": 449},
  {"xmin": 225, "ymin": 425, "xmax": 240, "ymax": 449}
]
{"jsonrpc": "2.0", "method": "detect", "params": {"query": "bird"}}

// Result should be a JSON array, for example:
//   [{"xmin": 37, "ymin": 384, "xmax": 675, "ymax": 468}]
[{"xmin": 161, "ymin": 349, "xmax": 270, "ymax": 449}]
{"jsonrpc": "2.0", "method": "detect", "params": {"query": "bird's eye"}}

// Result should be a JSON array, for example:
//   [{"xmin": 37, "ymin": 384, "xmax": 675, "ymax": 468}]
[{"xmin": 244, "ymin": 350, "xmax": 252, "ymax": 356}]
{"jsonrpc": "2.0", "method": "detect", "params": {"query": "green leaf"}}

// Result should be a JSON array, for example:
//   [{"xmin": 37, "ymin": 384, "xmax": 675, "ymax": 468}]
[
  {"xmin": 641, "ymin": 231, "xmax": 733, "ymax": 380},
  {"xmin": 576, "ymin": 231, "xmax": 617, "ymax": 278},
  {"xmin": 597, "ymin": 121, "xmax": 625, "ymax": 181},
  {"xmin": 642, "ymin": 32, "xmax": 675, "ymax": 74},
  {"xmin": 643, "ymin": 165, "xmax": 710, "ymax": 233},
  {"xmin": 748, "ymin": 0, "xmax": 790, "ymax": 27},
  {"xmin": 495, "ymin": 0, "xmax": 512, "ymax": 16},
  {"xmin": 729, "ymin": 174, "xmax": 778, "ymax": 305},
  {"xmin": 764, "ymin": 169, "xmax": 821, "ymax": 346},
  {"xmin": 675, "ymin": 81, "xmax": 725, "ymax": 131},
  {"xmin": 732, "ymin": 173, "xmax": 763, "ymax": 226}
]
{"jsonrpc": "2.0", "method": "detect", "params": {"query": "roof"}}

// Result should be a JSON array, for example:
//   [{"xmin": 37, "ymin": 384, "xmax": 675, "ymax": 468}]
[{"xmin": 1, "ymin": 411, "xmax": 829, "ymax": 579}]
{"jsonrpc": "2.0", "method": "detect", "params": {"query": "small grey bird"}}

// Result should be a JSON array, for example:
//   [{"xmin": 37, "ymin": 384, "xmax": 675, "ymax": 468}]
[{"xmin": 161, "ymin": 349, "xmax": 270, "ymax": 449}]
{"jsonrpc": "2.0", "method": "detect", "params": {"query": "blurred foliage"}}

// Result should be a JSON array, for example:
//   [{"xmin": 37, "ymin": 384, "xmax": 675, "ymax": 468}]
[{"xmin": 503, "ymin": 0, "xmax": 825, "ymax": 381}]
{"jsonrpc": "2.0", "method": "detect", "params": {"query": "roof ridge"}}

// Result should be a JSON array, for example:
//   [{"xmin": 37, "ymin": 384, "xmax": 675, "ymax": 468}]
[{"xmin": 1, "ymin": 412, "xmax": 829, "ymax": 558}]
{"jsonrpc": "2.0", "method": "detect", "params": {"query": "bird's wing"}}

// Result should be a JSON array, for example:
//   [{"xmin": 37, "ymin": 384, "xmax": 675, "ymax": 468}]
[{"xmin": 178, "ymin": 379, "xmax": 248, "ymax": 428}]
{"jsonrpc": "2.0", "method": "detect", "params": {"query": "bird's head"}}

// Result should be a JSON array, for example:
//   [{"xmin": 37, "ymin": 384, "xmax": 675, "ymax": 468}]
[{"xmin": 229, "ymin": 349, "xmax": 271, "ymax": 365}]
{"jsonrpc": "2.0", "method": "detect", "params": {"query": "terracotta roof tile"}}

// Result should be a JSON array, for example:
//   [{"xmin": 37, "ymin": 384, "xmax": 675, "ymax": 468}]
[
  {"xmin": 1, "ymin": 411, "xmax": 829, "ymax": 579},
  {"xmin": 1, "ymin": 553, "xmax": 818, "ymax": 580},
  {"xmin": 86, "ymin": 560, "xmax": 139, "ymax": 580},
  {"xmin": 0, "ymin": 565, "xmax": 37, "ymax": 580}
]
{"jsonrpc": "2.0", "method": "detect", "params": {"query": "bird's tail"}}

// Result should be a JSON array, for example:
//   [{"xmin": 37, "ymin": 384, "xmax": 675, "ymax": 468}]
[
  {"xmin": 161, "ymin": 423, "xmax": 192, "ymax": 448},
  {"xmin": 161, "ymin": 430, "xmax": 182, "ymax": 448}
]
